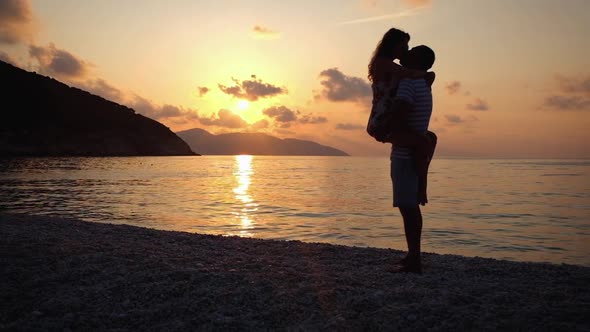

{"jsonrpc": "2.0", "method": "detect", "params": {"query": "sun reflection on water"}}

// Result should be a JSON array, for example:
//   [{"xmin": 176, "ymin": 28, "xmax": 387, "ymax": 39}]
[{"xmin": 232, "ymin": 155, "xmax": 258, "ymax": 237}]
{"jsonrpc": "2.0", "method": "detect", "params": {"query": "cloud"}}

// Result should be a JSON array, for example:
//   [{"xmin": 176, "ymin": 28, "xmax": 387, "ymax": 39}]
[
  {"xmin": 401, "ymin": 0, "xmax": 432, "ymax": 7},
  {"xmin": 73, "ymin": 78, "xmax": 201, "ymax": 123},
  {"xmin": 159, "ymin": 105, "xmax": 193, "ymax": 118},
  {"xmin": 81, "ymin": 79, "xmax": 123, "ymax": 102},
  {"xmin": 10, "ymin": 41, "xmax": 203, "ymax": 126},
  {"xmin": 299, "ymin": 114, "xmax": 328, "ymax": 124},
  {"xmin": 218, "ymin": 75, "xmax": 286, "ymax": 101},
  {"xmin": 262, "ymin": 106, "xmax": 328, "ymax": 128},
  {"xmin": 338, "ymin": 6, "xmax": 425, "ymax": 25},
  {"xmin": 336, "ymin": 123, "xmax": 364, "ymax": 130},
  {"xmin": 359, "ymin": 0, "xmax": 431, "ymax": 9},
  {"xmin": 218, "ymin": 84, "xmax": 241, "ymax": 97},
  {"xmin": 274, "ymin": 128, "xmax": 296, "ymax": 136},
  {"xmin": 199, "ymin": 109, "xmax": 248, "ymax": 128},
  {"xmin": 466, "ymin": 98, "xmax": 489, "ymax": 111},
  {"xmin": 263, "ymin": 106, "xmax": 297, "ymax": 123},
  {"xmin": 554, "ymin": 74, "xmax": 590, "ymax": 96},
  {"xmin": 0, "ymin": 51, "xmax": 17, "ymax": 65},
  {"xmin": 197, "ymin": 86, "xmax": 209, "ymax": 97},
  {"xmin": 336, "ymin": 0, "xmax": 431, "ymax": 25},
  {"xmin": 317, "ymin": 68, "xmax": 371, "ymax": 102},
  {"xmin": 81, "ymin": 81, "xmax": 203, "ymax": 126},
  {"xmin": 445, "ymin": 114, "xmax": 463, "ymax": 124},
  {"xmin": 29, "ymin": 43, "xmax": 90, "ymax": 79},
  {"xmin": 75, "ymin": 79, "xmax": 203, "ymax": 126},
  {"xmin": 544, "ymin": 95, "xmax": 590, "ymax": 111},
  {"xmin": 360, "ymin": 0, "xmax": 379, "ymax": 8},
  {"xmin": 445, "ymin": 81, "xmax": 461, "ymax": 95},
  {"xmin": 129, "ymin": 95, "xmax": 199, "ymax": 122},
  {"xmin": 129, "ymin": 96, "xmax": 173, "ymax": 118},
  {"xmin": 443, "ymin": 114, "xmax": 479, "ymax": 127},
  {"xmin": 0, "ymin": 0, "xmax": 35, "ymax": 44},
  {"xmin": 445, "ymin": 81, "xmax": 476, "ymax": 98},
  {"xmin": 543, "ymin": 74, "xmax": 590, "ymax": 111},
  {"xmin": 250, "ymin": 119, "xmax": 269, "ymax": 129},
  {"xmin": 251, "ymin": 25, "xmax": 280, "ymax": 39}
]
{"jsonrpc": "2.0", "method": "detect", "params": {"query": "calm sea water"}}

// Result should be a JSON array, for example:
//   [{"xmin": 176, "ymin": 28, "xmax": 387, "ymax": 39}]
[{"xmin": 0, "ymin": 156, "xmax": 588, "ymax": 266}]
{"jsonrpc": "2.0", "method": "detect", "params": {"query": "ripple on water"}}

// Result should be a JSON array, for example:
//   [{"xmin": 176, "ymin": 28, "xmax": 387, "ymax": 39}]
[
  {"xmin": 466, "ymin": 213, "xmax": 535, "ymax": 219},
  {"xmin": 429, "ymin": 229, "xmax": 470, "ymax": 236},
  {"xmin": 292, "ymin": 212, "xmax": 336, "ymax": 218},
  {"xmin": 349, "ymin": 227, "xmax": 370, "ymax": 231},
  {"xmin": 482, "ymin": 243, "xmax": 547, "ymax": 253},
  {"xmin": 1, "ymin": 156, "xmax": 588, "ymax": 266},
  {"xmin": 491, "ymin": 228, "xmax": 514, "ymax": 233}
]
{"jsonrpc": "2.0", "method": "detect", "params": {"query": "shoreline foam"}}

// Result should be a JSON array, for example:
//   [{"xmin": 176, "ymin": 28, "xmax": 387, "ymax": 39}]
[{"xmin": 1, "ymin": 213, "xmax": 588, "ymax": 330}]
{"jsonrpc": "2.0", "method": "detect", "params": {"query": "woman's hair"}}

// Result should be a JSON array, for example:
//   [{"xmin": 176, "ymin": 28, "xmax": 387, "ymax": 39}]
[{"xmin": 368, "ymin": 28, "xmax": 410, "ymax": 82}]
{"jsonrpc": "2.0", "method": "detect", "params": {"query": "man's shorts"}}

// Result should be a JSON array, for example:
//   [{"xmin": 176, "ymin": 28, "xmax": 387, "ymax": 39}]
[{"xmin": 391, "ymin": 157, "xmax": 419, "ymax": 207}]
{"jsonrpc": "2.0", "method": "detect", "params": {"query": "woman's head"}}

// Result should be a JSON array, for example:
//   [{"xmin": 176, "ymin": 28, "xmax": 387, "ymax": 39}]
[{"xmin": 368, "ymin": 28, "xmax": 410, "ymax": 81}]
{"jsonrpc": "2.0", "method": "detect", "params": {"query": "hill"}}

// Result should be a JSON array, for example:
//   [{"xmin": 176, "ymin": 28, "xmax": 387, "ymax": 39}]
[
  {"xmin": 0, "ymin": 60, "xmax": 196, "ymax": 156},
  {"xmin": 177, "ymin": 128, "xmax": 349, "ymax": 156}
]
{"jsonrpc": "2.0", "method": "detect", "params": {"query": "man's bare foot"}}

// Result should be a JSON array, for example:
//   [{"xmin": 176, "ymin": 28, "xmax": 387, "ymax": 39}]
[
  {"xmin": 395, "ymin": 255, "xmax": 410, "ymax": 266},
  {"xmin": 387, "ymin": 262, "xmax": 422, "ymax": 274},
  {"xmin": 389, "ymin": 254, "xmax": 422, "ymax": 273}
]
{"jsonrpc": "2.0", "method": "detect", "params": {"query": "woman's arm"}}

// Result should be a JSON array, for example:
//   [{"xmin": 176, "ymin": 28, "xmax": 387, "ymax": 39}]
[{"xmin": 390, "ymin": 62, "xmax": 436, "ymax": 85}]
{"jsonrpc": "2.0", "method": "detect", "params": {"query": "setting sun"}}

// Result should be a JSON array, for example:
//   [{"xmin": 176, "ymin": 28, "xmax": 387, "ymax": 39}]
[{"xmin": 237, "ymin": 100, "xmax": 250, "ymax": 110}]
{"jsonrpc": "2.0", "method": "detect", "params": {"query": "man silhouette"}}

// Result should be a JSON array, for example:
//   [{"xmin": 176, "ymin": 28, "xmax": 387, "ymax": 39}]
[{"xmin": 389, "ymin": 45, "xmax": 436, "ymax": 273}]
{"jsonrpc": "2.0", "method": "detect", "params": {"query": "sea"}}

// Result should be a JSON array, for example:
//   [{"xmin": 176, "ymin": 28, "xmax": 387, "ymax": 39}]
[{"xmin": 1, "ymin": 156, "xmax": 588, "ymax": 266}]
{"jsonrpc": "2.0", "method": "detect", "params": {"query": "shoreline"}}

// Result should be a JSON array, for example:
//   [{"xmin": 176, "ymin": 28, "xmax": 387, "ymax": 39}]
[{"xmin": 1, "ymin": 213, "xmax": 589, "ymax": 330}]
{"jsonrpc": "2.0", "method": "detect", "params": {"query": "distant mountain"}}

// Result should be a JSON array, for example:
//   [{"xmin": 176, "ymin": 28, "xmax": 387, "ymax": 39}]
[
  {"xmin": 0, "ymin": 60, "xmax": 196, "ymax": 157},
  {"xmin": 177, "ymin": 128, "xmax": 349, "ymax": 156}
]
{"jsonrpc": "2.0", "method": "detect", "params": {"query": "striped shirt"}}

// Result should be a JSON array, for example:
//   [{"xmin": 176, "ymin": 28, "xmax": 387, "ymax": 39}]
[{"xmin": 391, "ymin": 78, "xmax": 433, "ymax": 159}]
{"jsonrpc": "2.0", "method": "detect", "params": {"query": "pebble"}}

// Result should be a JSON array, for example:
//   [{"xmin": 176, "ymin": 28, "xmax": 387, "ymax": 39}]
[{"xmin": 2, "ymin": 213, "xmax": 589, "ymax": 331}]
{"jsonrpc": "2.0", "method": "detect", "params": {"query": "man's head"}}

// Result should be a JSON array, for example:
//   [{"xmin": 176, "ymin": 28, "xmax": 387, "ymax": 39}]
[{"xmin": 400, "ymin": 45, "xmax": 435, "ymax": 71}]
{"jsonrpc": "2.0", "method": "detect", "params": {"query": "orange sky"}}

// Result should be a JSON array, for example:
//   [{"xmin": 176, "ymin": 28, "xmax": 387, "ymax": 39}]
[{"xmin": 1, "ymin": 0, "xmax": 589, "ymax": 158}]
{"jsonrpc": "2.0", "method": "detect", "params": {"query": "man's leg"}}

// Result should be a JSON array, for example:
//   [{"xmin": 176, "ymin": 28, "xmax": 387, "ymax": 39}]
[
  {"xmin": 399, "ymin": 206, "xmax": 423, "ymax": 260},
  {"xmin": 392, "ymin": 205, "xmax": 422, "ymax": 273},
  {"xmin": 391, "ymin": 157, "xmax": 423, "ymax": 273}
]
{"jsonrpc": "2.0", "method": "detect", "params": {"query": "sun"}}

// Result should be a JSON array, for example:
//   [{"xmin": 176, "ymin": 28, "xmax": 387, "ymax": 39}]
[{"xmin": 237, "ymin": 100, "xmax": 249, "ymax": 110}]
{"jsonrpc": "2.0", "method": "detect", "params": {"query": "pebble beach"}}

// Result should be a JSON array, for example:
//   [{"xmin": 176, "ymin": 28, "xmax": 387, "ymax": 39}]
[{"xmin": 1, "ymin": 213, "xmax": 589, "ymax": 331}]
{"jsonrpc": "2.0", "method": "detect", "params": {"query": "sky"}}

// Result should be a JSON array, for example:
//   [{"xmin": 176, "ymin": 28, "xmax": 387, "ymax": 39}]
[{"xmin": 1, "ymin": 0, "xmax": 589, "ymax": 158}]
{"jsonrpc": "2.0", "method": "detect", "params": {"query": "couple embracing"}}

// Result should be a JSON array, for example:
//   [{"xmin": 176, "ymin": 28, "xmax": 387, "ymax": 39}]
[{"xmin": 367, "ymin": 28, "xmax": 437, "ymax": 274}]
